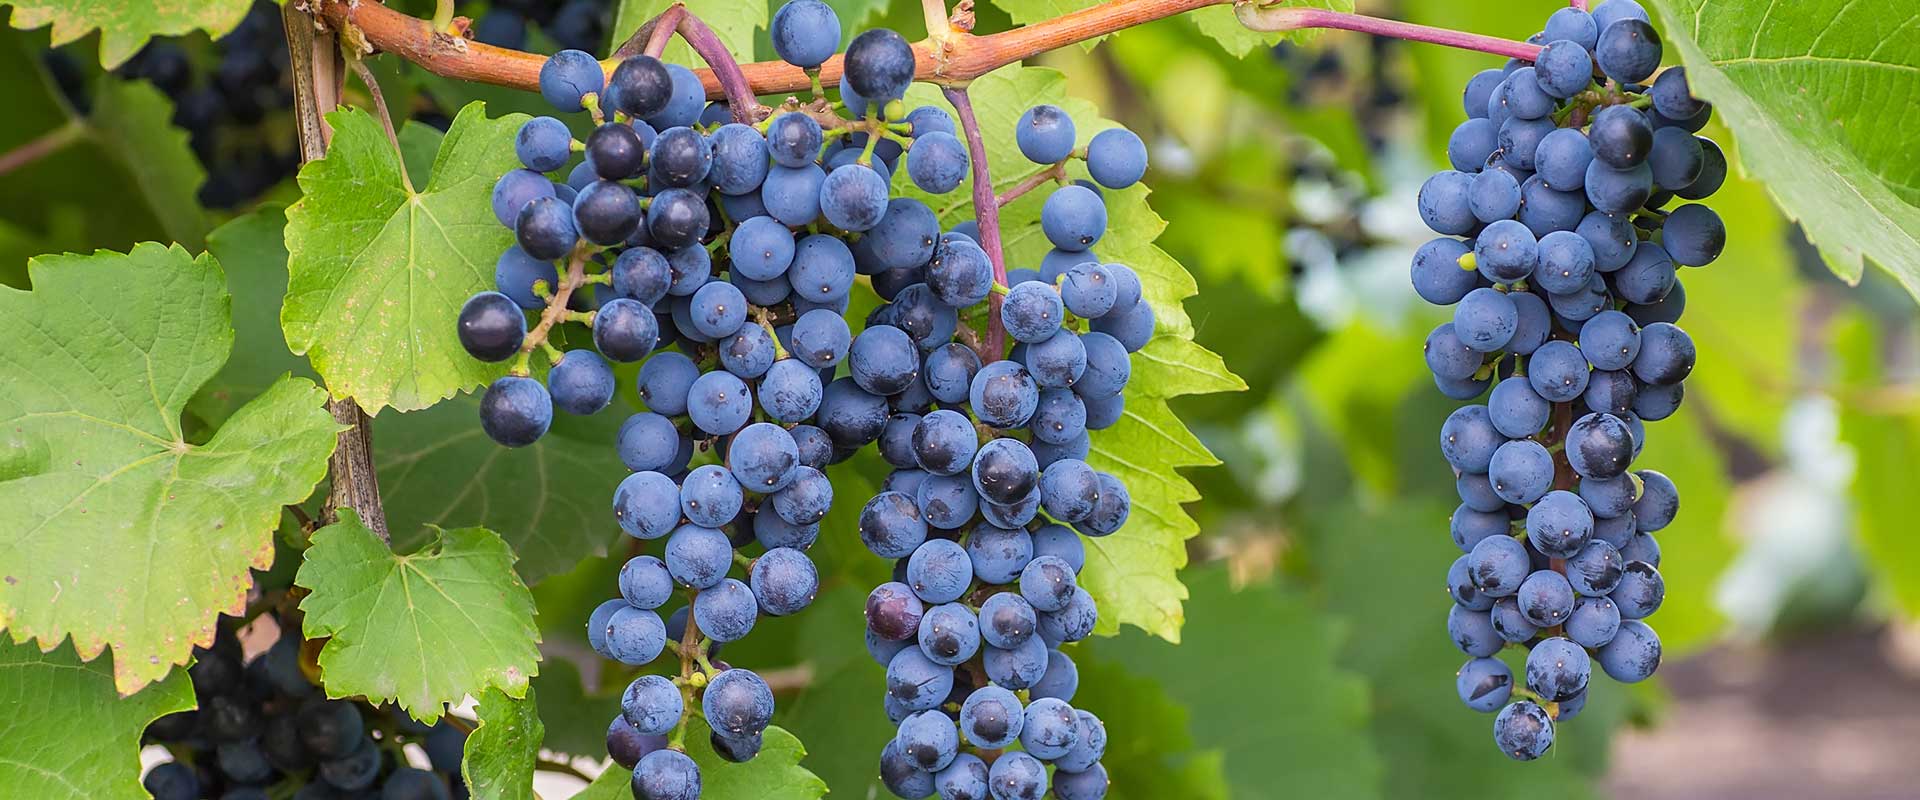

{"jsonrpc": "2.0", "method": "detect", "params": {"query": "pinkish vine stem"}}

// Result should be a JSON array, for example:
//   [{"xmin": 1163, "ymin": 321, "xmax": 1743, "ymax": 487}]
[
  {"xmin": 674, "ymin": 11, "xmax": 767, "ymax": 123},
  {"xmin": 1236, "ymin": 5, "xmax": 1543, "ymax": 62},
  {"xmin": 642, "ymin": 6, "xmax": 686, "ymax": 58},
  {"xmin": 943, "ymin": 85, "xmax": 1008, "ymax": 363}
]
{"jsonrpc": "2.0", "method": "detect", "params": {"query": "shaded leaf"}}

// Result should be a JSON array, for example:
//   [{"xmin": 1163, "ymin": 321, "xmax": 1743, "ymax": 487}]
[{"xmin": 582, "ymin": 722, "xmax": 825, "ymax": 800}]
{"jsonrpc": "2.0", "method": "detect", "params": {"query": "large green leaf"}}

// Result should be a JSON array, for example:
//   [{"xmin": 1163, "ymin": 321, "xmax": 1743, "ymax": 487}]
[
  {"xmin": 0, "ymin": 243, "xmax": 339, "ymax": 694},
  {"xmin": 192, "ymin": 204, "xmax": 316, "ymax": 426},
  {"xmin": 1088, "ymin": 566, "xmax": 1381, "ymax": 799},
  {"xmin": 901, "ymin": 64, "xmax": 1245, "ymax": 642},
  {"xmin": 463, "ymin": 686, "xmax": 545, "ymax": 800},
  {"xmin": 613, "ymin": 0, "xmax": 769, "ymax": 69},
  {"xmin": 282, "ymin": 102, "xmax": 523, "ymax": 415},
  {"xmin": 3, "ymin": 0, "xmax": 252, "ymax": 67},
  {"xmin": 376, "ymin": 395, "xmax": 630, "ymax": 585},
  {"xmin": 295, "ymin": 511, "xmax": 542, "ymax": 722},
  {"xmin": 1645, "ymin": 0, "xmax": 1920, "ymax": 298},
  {"xmin": 0, "ymin": 639, "xmax": 194, "ymax": 799},
  {"xmin": 578, "ymin": 722, "xmax": 825, "ymax": 800}
]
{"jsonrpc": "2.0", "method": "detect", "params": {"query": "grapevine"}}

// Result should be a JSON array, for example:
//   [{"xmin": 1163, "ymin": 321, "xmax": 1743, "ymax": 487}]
[{"xmin": 16, "ymin": 0, "xmax": 1920, "ymax": 795}]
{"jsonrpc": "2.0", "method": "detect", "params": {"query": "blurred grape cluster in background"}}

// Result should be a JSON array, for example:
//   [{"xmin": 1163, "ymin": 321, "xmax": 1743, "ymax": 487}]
[{"xmin": 9, "ymin": 0, "xmax": 1920, "ymax": 797}]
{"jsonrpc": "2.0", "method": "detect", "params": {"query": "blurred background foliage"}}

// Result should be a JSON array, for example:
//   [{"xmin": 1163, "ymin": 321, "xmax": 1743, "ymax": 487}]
[{"xmin": 8, "ymin": 0, "xmax": 1920, "ymax": 796}]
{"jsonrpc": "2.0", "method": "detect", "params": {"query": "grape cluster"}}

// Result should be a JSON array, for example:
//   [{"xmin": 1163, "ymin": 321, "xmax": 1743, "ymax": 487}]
[
  {"xmin": 1418, "ymin": 0, "xmax": 1715, "ymax": 761},
  {"xmin": 111, "ymin": 1, "xmax": 303, "ymax": 208},
  {"xmin": 451, "ymin": 0, "xmax": 1147, "ymax": 795},
  {"xmin": 141, "ymin": 615, "xmax": 467, "ymax": 800}
]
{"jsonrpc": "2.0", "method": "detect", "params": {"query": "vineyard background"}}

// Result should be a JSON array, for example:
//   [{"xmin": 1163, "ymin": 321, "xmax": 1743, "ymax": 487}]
[{"xmin": 3, "ymin": 0, "xmax": 1918, "ymax": 797}]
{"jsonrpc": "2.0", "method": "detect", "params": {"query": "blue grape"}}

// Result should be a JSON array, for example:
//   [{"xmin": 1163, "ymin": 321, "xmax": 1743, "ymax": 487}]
[
  {"xmin": 844, "ymin": 28, "xmax": 915, "ymax": 100},
  {"xmin": 850, "ymin": 324, "xmax": 920, "ymax": 395},
  {"xmin": 1029, "ymin": 387, "xmax": 1087, "ymax": 445},
  {"xmin": 665, "ymin": 524, "xmax": 733, "ymax": 589},
  {"xmin": 1612, "ymin": 560, "xmax": 1665, "ymax": 619},
  {"xmin": 970, "ymin": 360, "xmax": 1040, "ymax": 427},
  {"xmin": 1463, "ymin": 68, "xmax": 1505, "ymax": 117},
  {"xmin": 1456, "ymin": 472, "xmax": 1506, "ymax": 515},
  {"xmin": 1566, "ymin": 539, "xmax": 1625, "ymax": 595},
  {"xmin": 866, "ymin": 199, "xmax": 940, "ymax": 270},
  {"xmin": 688, "ymin": 370, "xmax": 752, "ymax": 435},
  {"xmin": 1506, "ymin": 291, "xmax": 1551, "ymax": 356},
  {"xmin": 1493, "ymin": 700, "xmax": 1554, "ymax": 761},
  {"xmin": 708, "ymin": 123, "xmax": 770, "ymax": 195},
  {"xmin": 1439, "ymin": 405, "xmax": 1502, "ymax": 474},
  {"xmin": 1596, "ymin": 18, "xmax": 1661, "ymax": 84},
  {"xmin": 1596, "ymin": 618, "xmax": 1661, "ymax": 682},
  {"xmin": 770, "ymin": 0, "xmax": 840, "ymax": 68},
  {"xmin": 666, "ymin": 245, "xmax": 712, "ymax": 297},
  {"xmin": 928, "ymin": 238, "xmax": 994, "ymax": 308},
  {"xmin": 1041, "ymin": 185, "xmax": 1106, "ymax": 251},
  {"xmin": 1502, "ymin": 67, "xmax": 1555, "ymax": 119},
  {"xmin": 749, "ymin": 547, "xmax": 817, "ymax": 616},
  {"xmin": 1453, "ymin": 287, "xmax": 1518, "ymax": 352},
  {"xmin": 605, "ymin": 607, "xmax": 666, "ymax": 665},
  {"xmin": 1452, "ymin": 504, "xmax": 1510, "ymax": 552},
  {"xmin": 1090, "ymin": 299, "xmax": 1154, "ymax": 352},
  {"xmin": 1018, "ymin": 555, "xmax": 1076, "ymax": 613},
  {"xmin": 538, "ymin": 49, "xmax": 603, "ymax": 112},
  {"xmin": 1474, "ymin": 219, "xmax": 1538, "ymax": 283},
  {"xmin": 516, "ymin": 116, "xmax": 572, "ymax": 173},
  {"xmin": 633, "ymin": 749, "xmax": 701, "ymax": 800},
  {"xmin": 1526, "ymin": 490, "xmax": 1595, "ymax": 558},
  {"xmin": 762, "ymin": 163, "xmax": 827, "ymax": 226},
  {"xmin": 644, "ymin": 64, "xmax": 706, "ymax": 131},
  {"xmin": 1650, "ymin": 66, "xmax": 1704, "ymax": 119},
  {"xmin": 1491, "ymin": 596, "xmax": 1539, "ymax": 642},
  {"xmin": 622, "ymin": 674, "xmax": 683, "ymax": 736},
  {"xmin": 1589, "ymin": 105, "xmax": 1653, "ymax": 168},
  {"xmin": 907, "ymin": 538, "xmax": 972, "ymax": 604},
  {"xmin": 918, "ymin": 601, "xmax": 983, "ymax": 665},
  {"xmin": 1527, "ymin": 340, "xmax": 1590, "ymax": 402},
  {"xmin": 1646, "ymin": 127, "xmax": 1704, "ymax": 191},
  {"xmin": 1662, "ymin": 203, "xmax": 1724, "ymax": 266},
  {"xmin": 1567, "ymin": 596, "xmax": 1622, "ymax": 648},
  {"xmin": 1633, "ymin": 469, "xmax": 1679, "ymax": 531},
  {"xmin": 1577, "ymin": 210, "xmax": 1638, "ymax": 272},
  {"xmin": 728, "ymin": 216, "xmax": 795, "ymax": 281},
  {"xmin": 1497, "ymin": 116, "xmax": 1556, "ymax": 170},
  {"xmin": 1467, "ymin": 534, "xmax": 1530, "ymax": 597},
  {"xmin": 1447, "ymin": 117, "xmax": 1498, "ymax": 172},
  {"xmin": 770, "ymin": 465, "xmax": 832, "ymax": 525},
  {"xmin": 620, "ymin": 556, "xmax": 674, "ymax": 610},
  {"xmin": 547, "ymin": 349, "xmax": 615, "ymax": 415},
  {"xmin": 867, "ymin": 581, "xmax": 926, "ymax": 640},
  {"xmin": 515, "ymin": 195, "xmax": 578, "ymax": 261},
  {"xmin": 1534, "ymin": 230, "xmax": 1595, "ymax": 294},
  {"xmin": 818, "ymin": 377, "xmax": 889, "ymax": 447},
  {"xmin": 1584, "ymin": 369, "xmax": 1638, "ymax": 416},
  {"xmin": 1565, "ymin": 411, "xmax": 1634, "ymax": 479},
  {"xmin": 645, "ymin": 187, "xmax": 709, "ymax": 249},
  {"xmin": 1579, "ymin": 310, "xmax": 1641, "ymax": 371},
  {"xmin": 911, "ymin": 409, "xmax": 978, "ymax": 476},
  {"xmin": 493, "ymin": 169, "xmax": 556, "ymax": 229},
  {"xmin": 1016, "ymin": 104, "xmax": 1076, "ymax": 164},
  {"xmin": 1533, "ymin": 40, "xmax": 1593, "ymax": 98},
  {"xmin": 766, "ymin": 113, "xmax": 823, "ymax": 170},
  {"xmin": 1489, "ymin": 439, "xmax": 1554, "ymax": 505},
  {"xmin": 895, "ymin": 709, "xmax": 961, "ymax": 773},
  {"xmin": 480, "ymin": 376, "xmax": 552, "ymax": 446},
  {"xmin": 1517, "ymin": 569, "xmax": 1576, "ymax": 627},
  {"xmin": 1456, "ymin": 657, "xmax": 1513, "ymax": 713},
  {"xmin": 615, "ymin": 470, "xmax": 680, "ymax": 540},
  {"xmin": 588, "ymin": 123, "xmax": 646, "ymax": 180},
  {"xmin": 1526, "ymin": 637, "xmax": 1590, "ymax": 703},
  {"xmin": 693, "ymin": 579, "xmax": 759, "ymax": 642},
  {"xmin": 1585, "ymin": 159, "xmax": 1653, "ymax": 214},
  {"xmin": 1019, "ymin": 696, "xmax": 1080, "ymax": 761},
  {"xmin": 728, "ymin": 422, "xmax": 799, "ymax": 493},
  {"xmin": 1467, "ymin": 168, "xmax": 1521, "ymax": 223},
  {"xmin": 636, "ymin": 352, "xmax": 698, "ymax": 416},
  {"xmin": 1534, "ymin": 128, "xmax": 1593, "ymax": 191},
  {"xmin": 923, "ymin": 342, "xmax": 981, "ymax": 405},
  {"xmin": 1087, "ymin": 128, "xmax": 1148, "ymax": 189},
  {"xmin": 1632, "ymin": 322, "xmax": 1694, "ymax": 385},
  {"xmin": 820, "ymin": 163, "xmax": 890, "ymax": 231},
  {"xmin": 907, "ymin": 131, "xmax": 970, "ymax": 194},
  {"xmin": 608, "ymin": 56, "xmax": 673, "ymax": 120},
  {"xmin": 1410, "ymin": 238, "xmax": 1479, "ymax": 305},
  {"xmin": 1448, "ymin": 604, "xmax": 1502, "ymax": 657},
  {"xmin": 1518, "ymin": 175, "xmax": 1587, "ymax": 236},
  {"xmin": 1002, "ymin": 280, "xmax": 1065, "ymax": 342}
]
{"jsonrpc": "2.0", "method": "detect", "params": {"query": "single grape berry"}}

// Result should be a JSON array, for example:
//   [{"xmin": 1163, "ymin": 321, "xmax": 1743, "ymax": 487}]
[{"xmin": 457, "ymin": 291, "xmax": 525, "ymax": 362}]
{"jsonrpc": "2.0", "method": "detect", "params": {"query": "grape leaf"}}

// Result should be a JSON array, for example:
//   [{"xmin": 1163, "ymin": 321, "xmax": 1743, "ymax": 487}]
[
  {"xmin": 819, "ymin": 0, "xmax": 891, "ymax": 40},
  {"xmin": 1087, "ymin": 566, "xmax": 1382, "ymax": 799},
  {"xmin": 191, "ymin": 204, "xmax": 316, "ymax": 427},
  {"xmin": 463, "ymin": 686, "xmax": 545, "ymax": 800},
  {"xmin": 613, "ymin": 0, "xmax": 769, "ymax": 69},
  {"xmin": 527, "ymin": 658, "xmax": 620, "ymax": 758},
  {"xmin": 2, "ymin": 0, "xmax": 253, "ymax": 68},
  {"xmin": 1645, "ymin": 0, "xmax": 1920, "ymax": 299},
  {"xmin": 577, "ymin": 723, "xmax": 825, "ymax": 800},
  {"xmin": 1062, "ymin": 647, "xmax": 1231, "ymax": 800},
  {"xmin": 0, "ymin": 243, "xmax": 339, "ymax": 694},
  {"xmin": 295, "ymin": 511, "xmax": 542, "ymax": 723},
  {"xmin": 282, "ymin": 101, "xmax": 524, "ymax": 415},
  {"xmin": 902, "ymin": 65, "xmax": 1246, "ymax": 642},
  {"xmin": 757, "ymin": 586, "xmax": 897, "ymax": 794},
  {"xmin": 376, "ymin": 396, "xmax": 630, "ymax": 585},
  {"xmin": 0, "ymin": 639, "xmax": 194, "ymax": 799}
]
